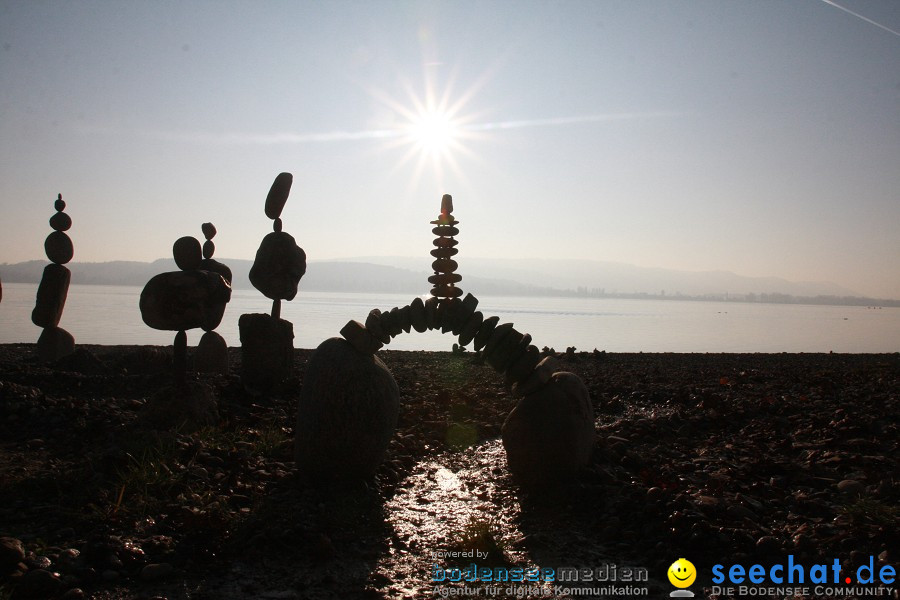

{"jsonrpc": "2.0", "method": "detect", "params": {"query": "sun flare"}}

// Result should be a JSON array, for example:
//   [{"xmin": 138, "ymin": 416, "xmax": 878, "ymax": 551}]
[{"xmin": 408, "ymin": 109, "xmax": 460, "ymax": 157}]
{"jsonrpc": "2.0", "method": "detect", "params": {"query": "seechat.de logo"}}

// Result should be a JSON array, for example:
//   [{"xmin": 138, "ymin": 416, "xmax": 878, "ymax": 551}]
[{"xmin": 668, "ymin": 558, "xmax": 696, "ymax": 598}]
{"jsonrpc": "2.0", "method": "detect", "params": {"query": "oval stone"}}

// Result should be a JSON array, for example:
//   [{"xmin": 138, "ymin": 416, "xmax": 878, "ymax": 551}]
[
  {"xmin": 49, "ymin": 212, "xmax": 72, "ymax": 232},
  {"xmin": 432, "ymin": 259, "xmax": 458, "ymax": 273},
  {"xmin": 201, "ymin": 222, "xmax": 217, "ymax": 240},
  {"xmin": 265, "ymin": 172, "xmax": 293, "ymax": 220},
  {"xmin": 433, "ymin": 237, "xmax": 459, "ymax": 248},
  {"xmin": 430, "ymin": 247, "xmax": 458, "ymax": 258},
  {"xmin": 32, "ymin": 264, "xmax": 70, "ymax": 328},
  {"xmin": 202, "ymin": 240, "xmax": 215, "ymax": 259},
  {"xmin": 430, "ymin": 285, "xmax": 463, "ymax": 298},
  {"xmin": 139, "ymin": 270, "xmax": 232, "ymax": 331},
  {"xmin": 44, "ymin": 231, "xmax": 74, "ymax": 264},
  {"xmin": 54, "ymin": 195, "xmax": 65, "ymax": 212},
  {"xmin": 432, "ymin": 226, "xmax": 459, "ymax": 237},
  {"xmin": 173, "ymin": 236, "xmax": 202, "ymax": 271}
]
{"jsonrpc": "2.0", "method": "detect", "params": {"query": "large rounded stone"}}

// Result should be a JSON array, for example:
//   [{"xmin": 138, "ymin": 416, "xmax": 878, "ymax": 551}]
[
  {"xmin": 37, "ymin": 326, "xmax": 75, "ymax": 363},
  {"xmin": 265, "ymin": 172, "xmax": 293, "ymax": 220},
  {"xmin": 199, "ymin": 258, "xmax": 233, "ymax": 285},
  {"xmin": 194, "ymin": 330, "xmax": 228, "ymax": 374},
  {"xmin": 201, "ymin": 222, "xmax": 217, "ymax": 240},
  {"xmin": 173, "ymin": 236, "xmax": 202, "ymax": 271},
  {"xmin": 45, "ymin": 231, "xmax": 74, "ymax": 264},
  {"xmin": 32, "ymin": 264, "xmax": 70, "ymax": 328},
  {"xmin": 49, "ymin": 211, "xmax": 72, "ymax": 231},
  {"xmin": 139, "ymin": 270, "xmax": 232, "ymax": 332},
  {"xmin": 239, "ymin": 313, "xmax": 294, "ymax": 394},
  {"xmin": 501, "ymin": 371, "xmax": 595, "ymax": 485},
  {"xmin": 294, "ymin": 337, "xmax": 400, "ymax": 482},
  {"xmin": 248, "ymin": 231, "xmax": 307, "ymax": 300}
]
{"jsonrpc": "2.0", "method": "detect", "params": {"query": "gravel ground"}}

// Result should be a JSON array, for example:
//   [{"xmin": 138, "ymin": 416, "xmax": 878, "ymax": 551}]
[{"xmin": 0, "ymin": 344, "xmax": 897, "ymax": 600}]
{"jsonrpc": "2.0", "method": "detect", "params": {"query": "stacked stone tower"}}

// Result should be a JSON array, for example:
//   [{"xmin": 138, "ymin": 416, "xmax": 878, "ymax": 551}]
[
  {"xmin": 429, "ymin": 194, "xmax": 462, "ymax": 299},
  {"xmin": 32, "ymin": 194, "xmax": 75, "ymax": 362},
  {"xmin": 239, "ymin": 172, "xmax": 307, "ymax": 394}
]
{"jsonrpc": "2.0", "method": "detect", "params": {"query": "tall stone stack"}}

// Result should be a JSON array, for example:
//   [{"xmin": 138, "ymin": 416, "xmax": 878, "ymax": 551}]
[
  {"xmin": 239, "ymin": 172, "xmax": 307, "ymax": 394},
  {"xmin": 32, "ymin": 194, "xmax": 75, "ymax": 362},
  {"xmin": 429, "ymin": 194, "xmax": 462, "ymax": 300},
  {"xmin": 139, "ymin": 232, "xmax": 232, "ymax": 383},
  {"xmin": 194, "ymin": 223, "xmax": 232, "ymax": 374}
]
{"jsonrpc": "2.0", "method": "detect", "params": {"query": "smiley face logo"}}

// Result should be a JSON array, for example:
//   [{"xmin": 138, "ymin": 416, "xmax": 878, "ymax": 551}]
[{"xmin": 668, "ymin": 558, "xmax": 696, "ymax": 588}]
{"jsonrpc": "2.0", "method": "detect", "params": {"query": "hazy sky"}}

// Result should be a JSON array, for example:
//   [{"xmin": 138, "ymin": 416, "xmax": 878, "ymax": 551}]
[{"xmin": 2, "ymin": 0, "xmax": 898, "ymax": 298}]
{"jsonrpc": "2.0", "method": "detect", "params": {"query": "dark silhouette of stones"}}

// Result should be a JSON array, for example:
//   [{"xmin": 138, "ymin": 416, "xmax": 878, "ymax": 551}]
[
  {"xmin": 439, "ymin": 298, "xmax": 460, "ymax": 334},
  {"xmin": 486, "ymin": 327, "xmax": 525, "ymax": 373},
  {"xmin": 483, "ymin": 322, "xmax": 514, "ymax": 357},
  {"xmin": 424, "ymin": 296, "xmax": 439, "ymax": 329},
  {"xmin": 0, "ymin": 536, "xmax": 25, "ymax": 572},
  {"xmin": 273, "ymin": 217, "xmax": 283, "ymax": 232},
  {"xmin": 432, "ymin": 225, "xmax": 460, "ymax": 237},
  {"xmin": 31, "ymin": 264, "xmax": 70, "ymax": 328},
  {"xmin": 410, "ymin": 297, "xmax": 427, "ymax": 332},
  {"xmin": 458, "ymin": 311, "xmax": 483, "ymax": 347},
  {"xmin": 248, "ymin": 231, "xmax": 307, "ymax": 300},
  {"xmin": 173, "ymin": 236, "xmax": 203, "ymax": 271},
  {"xmin": 398, "ymin": 305, "xmax": 412, "ymax": 333},
  {"xmin": 265, "ymin": 172, "xmax": 293, "ymax": 220},
  {"xmin": 239, "ymin": 313, "xmax": 294, "ymax": 394},
  {"xmin": 49, "ymin": 211, "xmax": 72, "ymax": 231},
  {"xmin": 294, "ymin": 337, "xmax": 400, "ymax": 482},
  {"xmin": 140, "ymin": 381, "xmax": 219, "ymax": 432},
  {"xmin": 365, "ymin": 309, "xmax": 390, "ymax": 344},
  {"xmin": 473, "ymin": 315, "xmax": 500, "ymax": 351},
  {"xmin": 433, "ymin": 237, "xmax": 458, "ymax": 248},
  {"xmin": 383, "ymin": 307, "xmax": 402, "ymax": 337},
  {"xmin": 139, "ymin": 270, "xmax": 231, "ymax": 332},
  {"xmin": 201, "ymin": 222, "xmax": 217, "ymax": 239},
  {"xmin": 511, "ymin": 355, "xmax": 559, "ymax": 397},
  {"xmin": 54, "ymin": 194, "xmax": 65, "ymax": 211},
  {"xmin": 340, "ymin": 320, "xmax": 383, "ymax": 354},
  {"xmin": 37, "ymin": 326, "xmax": 75, "ymax": 363},
  {"xmin": 44, "ymin": 231, "xmax": 74, "ymax": 264},
  {"xmin": 450, "ymin": 293, "xmax": 478, "ymax": 335},
  {"xmin": 194, "ymin": 330, "xmax": 228, "ymax": 374},
  {"xmin": 199, "ymin": 258, "xmax": 233, "ymax": 285},
  {"xmin": 430, "ymin": 285, "xmax": 463, "ymax": 298},
  {"xmin": 203, "ymin": 240, "xmax": 215, "ymax": 259},
  {"xmin": 430, "ymin": 247, "xmax": 458, "ymax": 258},
  {"xmin": 505, "ymin": 344, "xmax": 542, "ymax": 387},
  {"xmin": 502, "ymin": 371, "xmax": 595, "ymax": 485}
]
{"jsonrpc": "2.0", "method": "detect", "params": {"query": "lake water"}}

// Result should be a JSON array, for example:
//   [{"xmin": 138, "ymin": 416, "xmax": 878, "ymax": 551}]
[{"xmin": 1, "ymin": 283, "xmax": 898, "ymax": 353}]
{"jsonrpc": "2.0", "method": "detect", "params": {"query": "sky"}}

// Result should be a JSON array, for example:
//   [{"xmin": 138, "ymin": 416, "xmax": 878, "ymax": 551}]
[{"xmin": 1, "ymin": 0, "xmax": 898, "ymax": 299}]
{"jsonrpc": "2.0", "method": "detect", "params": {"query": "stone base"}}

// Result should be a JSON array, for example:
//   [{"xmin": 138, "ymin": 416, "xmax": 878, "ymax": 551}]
[
  {"xmin": 194, "ymin": 331, "xmax": 229, "ymax": 374},
  {"xmin": 36, "ymin": 326, "xmax": 75, "ymax": 363},
  {"xmin": 239, "ymin": 313, "xmax": 294, "ymax": 394},
  {"xmin": 294, "ymin": 337, "xmax": 400, "ymax": 482}
]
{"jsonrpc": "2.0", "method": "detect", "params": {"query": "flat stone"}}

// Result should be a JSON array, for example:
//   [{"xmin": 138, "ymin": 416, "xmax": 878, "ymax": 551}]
[
  {"xmin": 511, "ymin": 355, "xmax": 560, "ymax": 397},
  {"xmin": 295, "ymin": 337, "xmax": 399, "ymax": 482},
  {"xmin": 430, "ymin": 285, "xmax": 463, "ymax": 298},
  {"xmin": 432, "ymin": 226, "xmax": 460, "ymax": 237},
  {"xmin": 44, "ymin": 231, "xmax": 74, "ymax": 264},
  {"xmin": 239, "ymin": 313, "xmax": 294, "ymax": 393},
  {"xmin": 483, "ymin": 322, "xmax": 515, "ymax": 358},
  {"xmin": 339, "ymin": 320, "xmax": 382, "ymax": 355},
  {"xmin": 265, "ymin": 172, "xmax": 293, "ymax": 220},
  {"xmin": 472, "ymin": 315, "xmax": 500, "ymax": 351},
  {"xmin": 486, "ymin": 328, "xmax": 525, "ymax": 373},
  {"xmin": 430, "ymin": 247, "xmax": 458, "ymax": 258},
  {"xmin": 428, "ymin": 273, "xmax": 462, "ymax": 285},
  {"xmin": 424, "ymin": 296, "xmax": 439, "ymax": 330},
  {"xmin": 388, "ymin": 307, "xmax": 404, "ymax": 336},
  {"xmin": 505, "ymin": 344, "xmax": 542, "ymax": 388},
  {"xmin": 202, "ymin": 240, "xmax": 215, "ymax": 259},
  {"xmin": 172, "ymin": 236, "xmax": 202, "ymax": 271},
  {"xmin": 433, "ymin": 237, "xmax": 459, "ymax": 248},
  {"xmin": 201, "ymin": 222, "xmax": 217, "ymax": 240},
  {"xmin": 37, "ymin": 326, "xmax": 75, "ymax": 363},
  {"xmin": 140, "ymin": 270, "xmax": 232, "ymax": 331},
  {"xmin": 410, "ymin": 297, "xmax": 427, "ymax": 332},
  {"xmin": 248, "ymin": 231, "xmax": 307, "ymax": 300},
  {"xmin": 32, "ymin": 264, "xmax": 70, "ymax": 328},
  {"xmin": 199, "ymin": 258, "xmax": 233, "ymax": 285},
  {"xmin": 194, "ymin": 331, "xmax": 228, "ymax": 374},
  {"xmin": 365, "ymin": 309, "xmax": 390, "ymax": 344},
  {"xmin": 49, "ymin": 211, "xmax": 72, "ymax": 232},
  {"xmin": 398, "ymin": 305, "xmax": 412, "ymax": 333},
  {"xmin": 502, "ymin": 372, "xmax": 595, "ymax": 486},
  {"xmin": 451, "ymin": 293, "xmax": 478, "ymax": 335},
  {"xmin": 457, "ymin": 311, "xmax": 483, "ymax": 348}
]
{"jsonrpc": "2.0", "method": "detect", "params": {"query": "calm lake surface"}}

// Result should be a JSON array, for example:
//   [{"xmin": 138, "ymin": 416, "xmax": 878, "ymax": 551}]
[{"xmin": 2, "ymin": 283, "xmax": 898, "ymax": 353}]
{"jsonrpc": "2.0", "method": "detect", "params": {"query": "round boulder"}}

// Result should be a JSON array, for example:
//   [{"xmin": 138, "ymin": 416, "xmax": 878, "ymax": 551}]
[
  {"xmin": 501, "ymin": 371, "xmax": 595, "ymax": 485},
  {"xmin": 294, "ymin": 337, "xmax": 400, "ymax": 482},
  {"xmin": 139, "ymin": 270, "xmax": 232, "ymax": 332},
  {"xmin": 248, "ymin": 231, "xmax": 307, "ymax": 300}
]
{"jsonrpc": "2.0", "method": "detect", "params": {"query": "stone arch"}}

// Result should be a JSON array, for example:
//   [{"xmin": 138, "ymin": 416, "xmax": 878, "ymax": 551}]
[{"xmin": 296, "ymin": 292, "xmax": 596, "ymax": 486}]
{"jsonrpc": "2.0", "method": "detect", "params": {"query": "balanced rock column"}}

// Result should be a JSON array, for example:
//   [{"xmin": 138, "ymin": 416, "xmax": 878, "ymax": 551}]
[
  {"xmin": 240, "ymin": 172, "xmax": 306, "ymax": 394},
  {"xmin": 32, "ymin": 194, "xmax": 75, "ymax": 362},
  {"xmin": 194, "ymin": 223, "xmax": 232, "ymax": 374},
  {"xmin": 429, "ymin": 194, "xmax": 463, "ymax": 300}
]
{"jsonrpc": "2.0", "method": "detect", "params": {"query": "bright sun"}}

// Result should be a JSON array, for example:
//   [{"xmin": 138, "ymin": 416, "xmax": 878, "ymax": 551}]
[{"xmin": 409, "ymin": 109, "xmax": 459, "ymax": 157}]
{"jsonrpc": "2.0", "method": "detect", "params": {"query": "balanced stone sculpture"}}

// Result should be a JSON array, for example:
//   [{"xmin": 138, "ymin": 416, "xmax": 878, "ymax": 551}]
[
  {"xmin": 139, "ymin": 232, "xmax": 232, "ymax": 382},
  {"xmin": 32, "ymin": 194, "xmax": 75, "ymax": 362},
  {"xmin": 194, "ymin": 223, "xmax": 232, "ymax": 374},
  {"xmin": 239, "ymin": 172, "xmax": 307, "ymax": 394}
]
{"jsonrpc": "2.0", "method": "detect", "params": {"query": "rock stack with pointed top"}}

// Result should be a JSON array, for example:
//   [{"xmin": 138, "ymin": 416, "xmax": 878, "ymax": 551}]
[
  {"xmin": 429, "ymin": 194, "xmax": 462, "ymax": 299},
  {"xmin": 32, "ymin": 194, "xmax": 75, "ymax": 362},
  {"xmin": 239, "ymin": 172, "xmax": 307, "ymax": 394},
  {"xmin": 194, "ymin": 223, "xmax": 232, "ymax": 374},
  {"xmin": 139, "ymin": 229, "xmax": 232, "ymax": 383}
]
